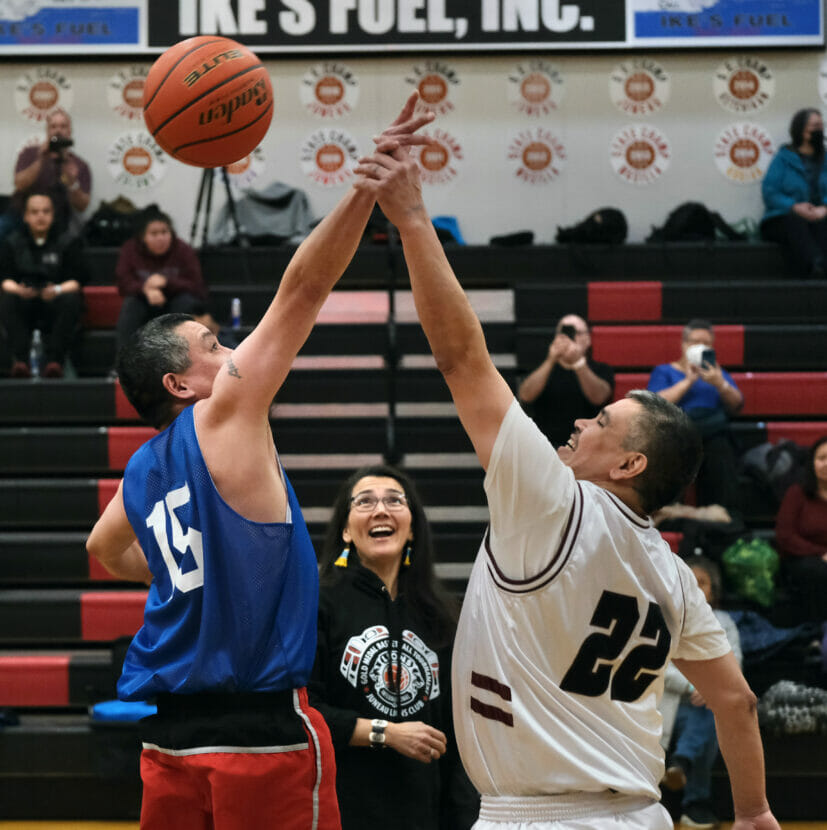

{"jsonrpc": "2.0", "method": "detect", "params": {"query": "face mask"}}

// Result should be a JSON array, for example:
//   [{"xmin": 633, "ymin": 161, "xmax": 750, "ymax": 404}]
[
  {"xmin": 810, "ymin": 128, "xmax": 824, "ymax": 147},
  {"xmin": 685, "ymin": 343, "xmax": 706, "ymax": 367}
]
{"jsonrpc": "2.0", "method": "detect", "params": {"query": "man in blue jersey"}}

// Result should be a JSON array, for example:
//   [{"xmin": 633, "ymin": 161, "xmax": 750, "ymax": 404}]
[{"xmin": 86, "ymin": 94, "xmax": 433, "ymax": 830}]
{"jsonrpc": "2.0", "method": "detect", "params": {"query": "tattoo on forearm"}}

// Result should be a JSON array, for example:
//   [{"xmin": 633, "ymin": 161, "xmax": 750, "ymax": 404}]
[{"xmin": 227, "ymin": 357, "xmax": 242, "ymax": 378}]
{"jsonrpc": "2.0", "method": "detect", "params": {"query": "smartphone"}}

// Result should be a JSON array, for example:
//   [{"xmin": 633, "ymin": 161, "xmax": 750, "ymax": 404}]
[
  {"xmin": 701, "ymin": 348, "xmax": 716, "ymax": 366},
  {"xmin": 560, "ymin": 324, "xmax": 577, "ymax": 341}
]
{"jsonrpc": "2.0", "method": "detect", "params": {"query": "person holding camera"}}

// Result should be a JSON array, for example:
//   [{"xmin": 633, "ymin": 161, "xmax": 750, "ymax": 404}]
[
  {"xmin": 0, "ymin": 191, "xmax": 88, "ymax": 378},
  {"xmin": 517, "ymin": 313, "xmax": 614, "ymax": 448},
  {"xmin": 12, "ymin": 108, "xmax": 91, "ymax": 237},
  {"xmin": 647, "ymin": 319, "xmax": 743, "ymax": 514}
]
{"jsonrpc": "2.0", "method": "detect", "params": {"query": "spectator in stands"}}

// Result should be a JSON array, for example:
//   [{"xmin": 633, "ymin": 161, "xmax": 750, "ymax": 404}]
[
  {"xmin": 115, "ymin": 209, "xmax": 207, "ymax": 354},
  {"xmin": 12, "ymin": 108, "xmax": 91, "ymax": 238},
  {"xmin": 517, "ymin": 314, "xmax": 614, "ymax": 448},
  {"xmin": 761, "ymin": 108, "xmax": 827, "ymax": 278},
  {"xmin": 309, "ymin": 463, "xmax": 479, "ymax": 830},
  {"xmin": 774, "ymin": 434, "xmax": 827, "ymax": 623},
  {"xmin": 647, "ymin": 319, "xmax": 743, "ymax": 514},
  {"xmin": 661, "ymin": 556, "xmax": 742, "ymax": 830},
  {"xmin": 0, "ymin": 191, "xmax": 87, "ymax": 378}
]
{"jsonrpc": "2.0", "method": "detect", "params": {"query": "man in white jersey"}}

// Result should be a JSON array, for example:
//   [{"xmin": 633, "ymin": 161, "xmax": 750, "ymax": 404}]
[{"xmin": 353, "ymin": 146, "xmax": 780, "ymax": 830}]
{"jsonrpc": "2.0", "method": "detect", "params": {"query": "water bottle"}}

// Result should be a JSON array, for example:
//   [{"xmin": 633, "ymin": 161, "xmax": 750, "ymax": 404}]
[
  {"xmin": 231, "ymin": 297, "xmax": 242, "ymax": 331},
  {"xmin": 29, "ymin": 328, "xmax": 43, "ymax": 378}
]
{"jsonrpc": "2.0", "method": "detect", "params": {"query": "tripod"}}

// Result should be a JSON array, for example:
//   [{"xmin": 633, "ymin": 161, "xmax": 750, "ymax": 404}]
[{"xmin": 190, "ymin": 166, "xmax": 250, "ymax": 281}]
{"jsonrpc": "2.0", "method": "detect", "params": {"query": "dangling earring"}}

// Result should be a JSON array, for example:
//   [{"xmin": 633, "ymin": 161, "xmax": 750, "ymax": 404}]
[
  {"xmin": 403, "ymin": 544, "xmax": 412, "ymax": 567},
  {"xmin": 335, "ymin": 546, "xmax": 350, "ymax": 567}
]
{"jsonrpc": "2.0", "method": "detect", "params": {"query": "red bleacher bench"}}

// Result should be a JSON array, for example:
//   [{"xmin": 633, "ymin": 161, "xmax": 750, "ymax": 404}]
[
  {"xmin": 614, "ymin": 372, "xmax": 827, "ymax": 417},
  {"xmin": 83, "ymin": 286, "xmax": 121, "ymax": 328}
]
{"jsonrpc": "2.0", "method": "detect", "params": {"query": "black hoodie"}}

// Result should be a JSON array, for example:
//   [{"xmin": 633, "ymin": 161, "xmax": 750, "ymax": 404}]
[{"xmin": 309, "ymin": 558, "xmax": 478, "ymax": 830}]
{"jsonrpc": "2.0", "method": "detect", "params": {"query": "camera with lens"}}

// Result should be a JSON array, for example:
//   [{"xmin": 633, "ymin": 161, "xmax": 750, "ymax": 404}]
[{"xmin": 49, "ymin": 135, "xmax": 74, "ymax": 153}]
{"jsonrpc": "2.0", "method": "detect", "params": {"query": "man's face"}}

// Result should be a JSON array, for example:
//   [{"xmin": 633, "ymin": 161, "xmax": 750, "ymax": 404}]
[
  {"xmin": 557, "ymin": 314, "xmax": 591, "ymax": 350},
  {"xmin": 174, "ymin": 321, "xmax": 233, "ymax": 401},
  {"xmin": 24, "ymin": 195, "xmax": 54, "ymax": 237},
  {"xmin": 557, "ymin": 397, "xmax": 642, "ymax": 483},
  {"xmin": 46, "ymin": 111, "xmax": 72, "ymax": 140}
]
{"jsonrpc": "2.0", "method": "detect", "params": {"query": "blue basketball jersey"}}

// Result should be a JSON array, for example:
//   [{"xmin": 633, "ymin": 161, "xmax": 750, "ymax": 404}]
[{"xmin": 118, "ymin": 405, "xmax": 318, "ymax": 701}]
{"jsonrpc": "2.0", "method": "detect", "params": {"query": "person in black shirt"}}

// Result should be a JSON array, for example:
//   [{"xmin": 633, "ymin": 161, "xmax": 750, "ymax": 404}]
[
  {"xmin": 309, "ymin": 464, "xmax": 479, "ymax": 830},
  {"xmin": 0, "ymin": 191, "xmax": 87, "ymax": 378},
  {"xmin": 517, "ymin": 313, "xmax": 614, "ymax": 448}
]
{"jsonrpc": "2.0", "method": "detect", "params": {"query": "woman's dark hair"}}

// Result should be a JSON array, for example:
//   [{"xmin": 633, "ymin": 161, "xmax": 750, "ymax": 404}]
[
  {"xmin": 136, "ymin": 209, "xmax": 176, "ymax": 246},
  {"xmin": 320, "ymin": 464, "xmax": 458, "ymax": 647},
  {"xmin": 801, "ymin": 434, "xmax": 827, "ymax": 498},
  {"xmin": 789, "ymin": 108, "xmax": 823, "ymax": 154},
  {"xmin": 116, "ymin": 313, "xmax": 193, "ymax": 430}
]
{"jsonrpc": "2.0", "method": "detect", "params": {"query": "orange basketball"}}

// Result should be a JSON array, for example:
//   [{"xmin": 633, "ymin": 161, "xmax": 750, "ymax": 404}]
[{"xmin": 143, "ymin": 36, "xmax": 273, "ymax": 168}]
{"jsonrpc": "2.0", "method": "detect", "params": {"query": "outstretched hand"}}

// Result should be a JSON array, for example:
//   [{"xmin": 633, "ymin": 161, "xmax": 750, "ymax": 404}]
[
  {"xmin": 374, "ymin": 91, "xmax": 435, "ymax": 151},
  {"xmin": 354, "ymin": 147, "xmax": 427, "ymax": 232}
]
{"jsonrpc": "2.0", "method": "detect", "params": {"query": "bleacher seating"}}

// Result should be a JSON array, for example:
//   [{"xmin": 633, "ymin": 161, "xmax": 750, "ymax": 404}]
[{"xmin": 1, "ymin": 241, "xmax": 825, "ymax": 820}]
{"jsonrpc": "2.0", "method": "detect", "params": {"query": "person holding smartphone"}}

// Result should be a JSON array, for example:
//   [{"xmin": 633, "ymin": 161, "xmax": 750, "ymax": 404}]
[
  {"xmin": 518, "ymin": 314, "xmax": 614, "ymax": 449},
  {"xmin": 647, "ymin": 319, "xmax": 743, "ymax": 514}
]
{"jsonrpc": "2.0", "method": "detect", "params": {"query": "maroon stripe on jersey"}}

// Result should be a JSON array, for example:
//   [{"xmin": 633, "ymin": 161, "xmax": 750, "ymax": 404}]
[
  {"xmin": 471, "ymin": 671, "xmax": 512, "ymax": 701},
  {"xmin": 470, "ymin": 696, "xmax": 514, "ymax": 727},
  {"xmin": 483, "ymin": 483, "xmax": 581, "ymax": 587},
  {"xmin": 485, "ymin": 484, "xmax": 584, "ymax": 594},
  {"xmin": 604, "ymin": 490, "xmax": 650, "ymax": 528}
]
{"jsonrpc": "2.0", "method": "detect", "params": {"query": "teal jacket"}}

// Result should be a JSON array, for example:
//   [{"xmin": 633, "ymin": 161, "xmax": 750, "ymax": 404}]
[{"xmin": 762, "ymin": 145, "xmax": 827, "ymax": 222}]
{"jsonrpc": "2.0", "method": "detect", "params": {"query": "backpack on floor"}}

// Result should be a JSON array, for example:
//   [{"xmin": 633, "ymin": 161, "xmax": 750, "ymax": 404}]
[
  {"xmin": 646, "ymin": 201, "xmax": 746, "ymax": 243},
  {"xmin": 556, "ymin": 207, "xmax": 628, "ymax": 245}
]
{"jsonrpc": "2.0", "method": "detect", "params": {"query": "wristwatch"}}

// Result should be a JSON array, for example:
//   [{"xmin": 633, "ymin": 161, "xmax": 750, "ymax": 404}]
[{"xmin": 369, "ymin": 718, "xmax": 388, "ymax": 749}]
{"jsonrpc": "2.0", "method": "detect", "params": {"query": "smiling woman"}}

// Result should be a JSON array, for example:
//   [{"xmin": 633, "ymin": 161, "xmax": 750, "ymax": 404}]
[{"xmin": 308, "ymin": 463, "xmax": 479, "ymax": 830}]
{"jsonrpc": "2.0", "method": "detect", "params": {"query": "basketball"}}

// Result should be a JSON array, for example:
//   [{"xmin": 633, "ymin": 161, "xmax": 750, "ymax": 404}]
[{"xmin": 143, "ymin": 36, "xmax": 273, "ymax": 168}]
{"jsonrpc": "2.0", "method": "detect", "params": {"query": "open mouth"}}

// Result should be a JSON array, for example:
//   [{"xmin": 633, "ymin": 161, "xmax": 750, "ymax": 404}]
[{"xmin": 368, "ymin": 526, "xmax": 394, "ymax": 538}]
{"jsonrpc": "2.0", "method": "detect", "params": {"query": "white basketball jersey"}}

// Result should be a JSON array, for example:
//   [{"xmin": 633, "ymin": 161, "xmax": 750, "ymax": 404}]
[{"xmin": 452, "ymin": 400, "xmax": 730, "ymax": 801}]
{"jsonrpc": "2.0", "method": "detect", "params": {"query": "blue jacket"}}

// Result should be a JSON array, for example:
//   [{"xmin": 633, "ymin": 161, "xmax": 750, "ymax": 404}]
[{"xmin": 762, "ymin": 145, "xmax": 827, "ymax": 222}]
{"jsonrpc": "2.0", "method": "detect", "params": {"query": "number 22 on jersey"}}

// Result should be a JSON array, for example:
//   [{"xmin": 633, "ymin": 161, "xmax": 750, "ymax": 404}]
[
  {"xmin": 561, "ymin": 590, "xmax": 671, "ymax": 703},
  {"xmin": 145, "ymin": 483, "xmax": 205, "ymax": 593}
]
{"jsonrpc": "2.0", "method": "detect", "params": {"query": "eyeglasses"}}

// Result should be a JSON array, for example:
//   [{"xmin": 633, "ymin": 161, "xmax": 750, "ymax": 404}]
[{"xmin": 350, "ymin": 494, "xmax": 408, "ymax": 512}]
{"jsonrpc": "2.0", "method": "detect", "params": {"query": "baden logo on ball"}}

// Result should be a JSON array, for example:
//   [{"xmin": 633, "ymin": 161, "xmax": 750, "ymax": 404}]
[{"xmin": 143, "ymin": 35, "xmax": 273, "ymax": 169}]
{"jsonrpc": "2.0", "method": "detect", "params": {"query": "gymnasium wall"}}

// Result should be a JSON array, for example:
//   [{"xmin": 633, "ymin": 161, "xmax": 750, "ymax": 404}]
[{"xmin": 1, "ymin": 48, "xmax": 826, "ymax": 244}]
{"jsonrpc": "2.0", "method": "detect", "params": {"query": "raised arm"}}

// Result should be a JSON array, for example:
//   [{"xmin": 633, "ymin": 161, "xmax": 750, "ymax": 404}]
[
  {"xmin": 354, "ymin": 147, "xmax": 512, "ymax": 470},
  {"xmin": 206, "ymin": 94, "xmax": 434, "ymax": 421},
  {"xmin": 673, "ymin": 653, "xmax": 780, "ymax": 830}
]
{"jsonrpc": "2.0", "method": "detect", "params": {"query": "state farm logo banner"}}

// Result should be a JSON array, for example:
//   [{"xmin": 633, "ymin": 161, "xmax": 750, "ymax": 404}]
[
  {"xmin": 609, "ymin": 58, "xmax": 670, "ymax": 115},
  {"xmin": 714, "ymin": 122, "xmax": 774, "ymax": 184},
  {"xmin": 406, "ymin": 60, "xmax": 460, "ymax": 117},
  {"xmin": 508, "ymin": 60, "xmax": 566, "ymax": 116},
  {"xmin": 226, "ymin": 146, "xmax": 266, "ymax": 190},
  {"xmin": 508, "ymin": 129, "xmax": 567, "ymax": 184},
  {"xmin": 610, "ymin": 124, "xmax": 670, "ymax": 185},
  {"xmin": 714, "ymin": 57, "xmax": 774, "ymax": 113},
  {"xmin": 300, "ymin": 62, "xmax": 360, "ymax": 119},
  {"xmin": 107, "ymin": 131, "xmax": 167, "ymax": 189},
  {"xmin": 15, "ymin": 66, "xmax": 73, "ymax": 122},
  {"xmin": 108, "ymin": 65, "xmax": 149, "ymax": 121},
  {"xmin": 412, "ymin": 129, "xmax": 463, "ymax": 185},
  {"xmin": 300, "ymin": 128, "xmax": 359, "ymax": 187}
]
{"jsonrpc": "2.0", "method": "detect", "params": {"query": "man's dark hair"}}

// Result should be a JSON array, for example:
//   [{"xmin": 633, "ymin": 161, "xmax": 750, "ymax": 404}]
[
  {"xmin": 789, "ymin": 108, "xmax": 822, "ymax": 153},
  {"xmin": 801, "ymin": 434, "xmax": 827, "ymax": 498},
  {"xmin": 623, "ymin": 390, "xmax": 703, "ymax": 514},
  {"xmin": 682, "ymin": 318, "xmax": 713, "ymax": 341},
  {"xmin": 23, "ymin": 191, "xmax": 54, "ymax": 212},
  {"xmin": 116, "ymin": 313, "xmax": 193, "ymax": 430}
]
